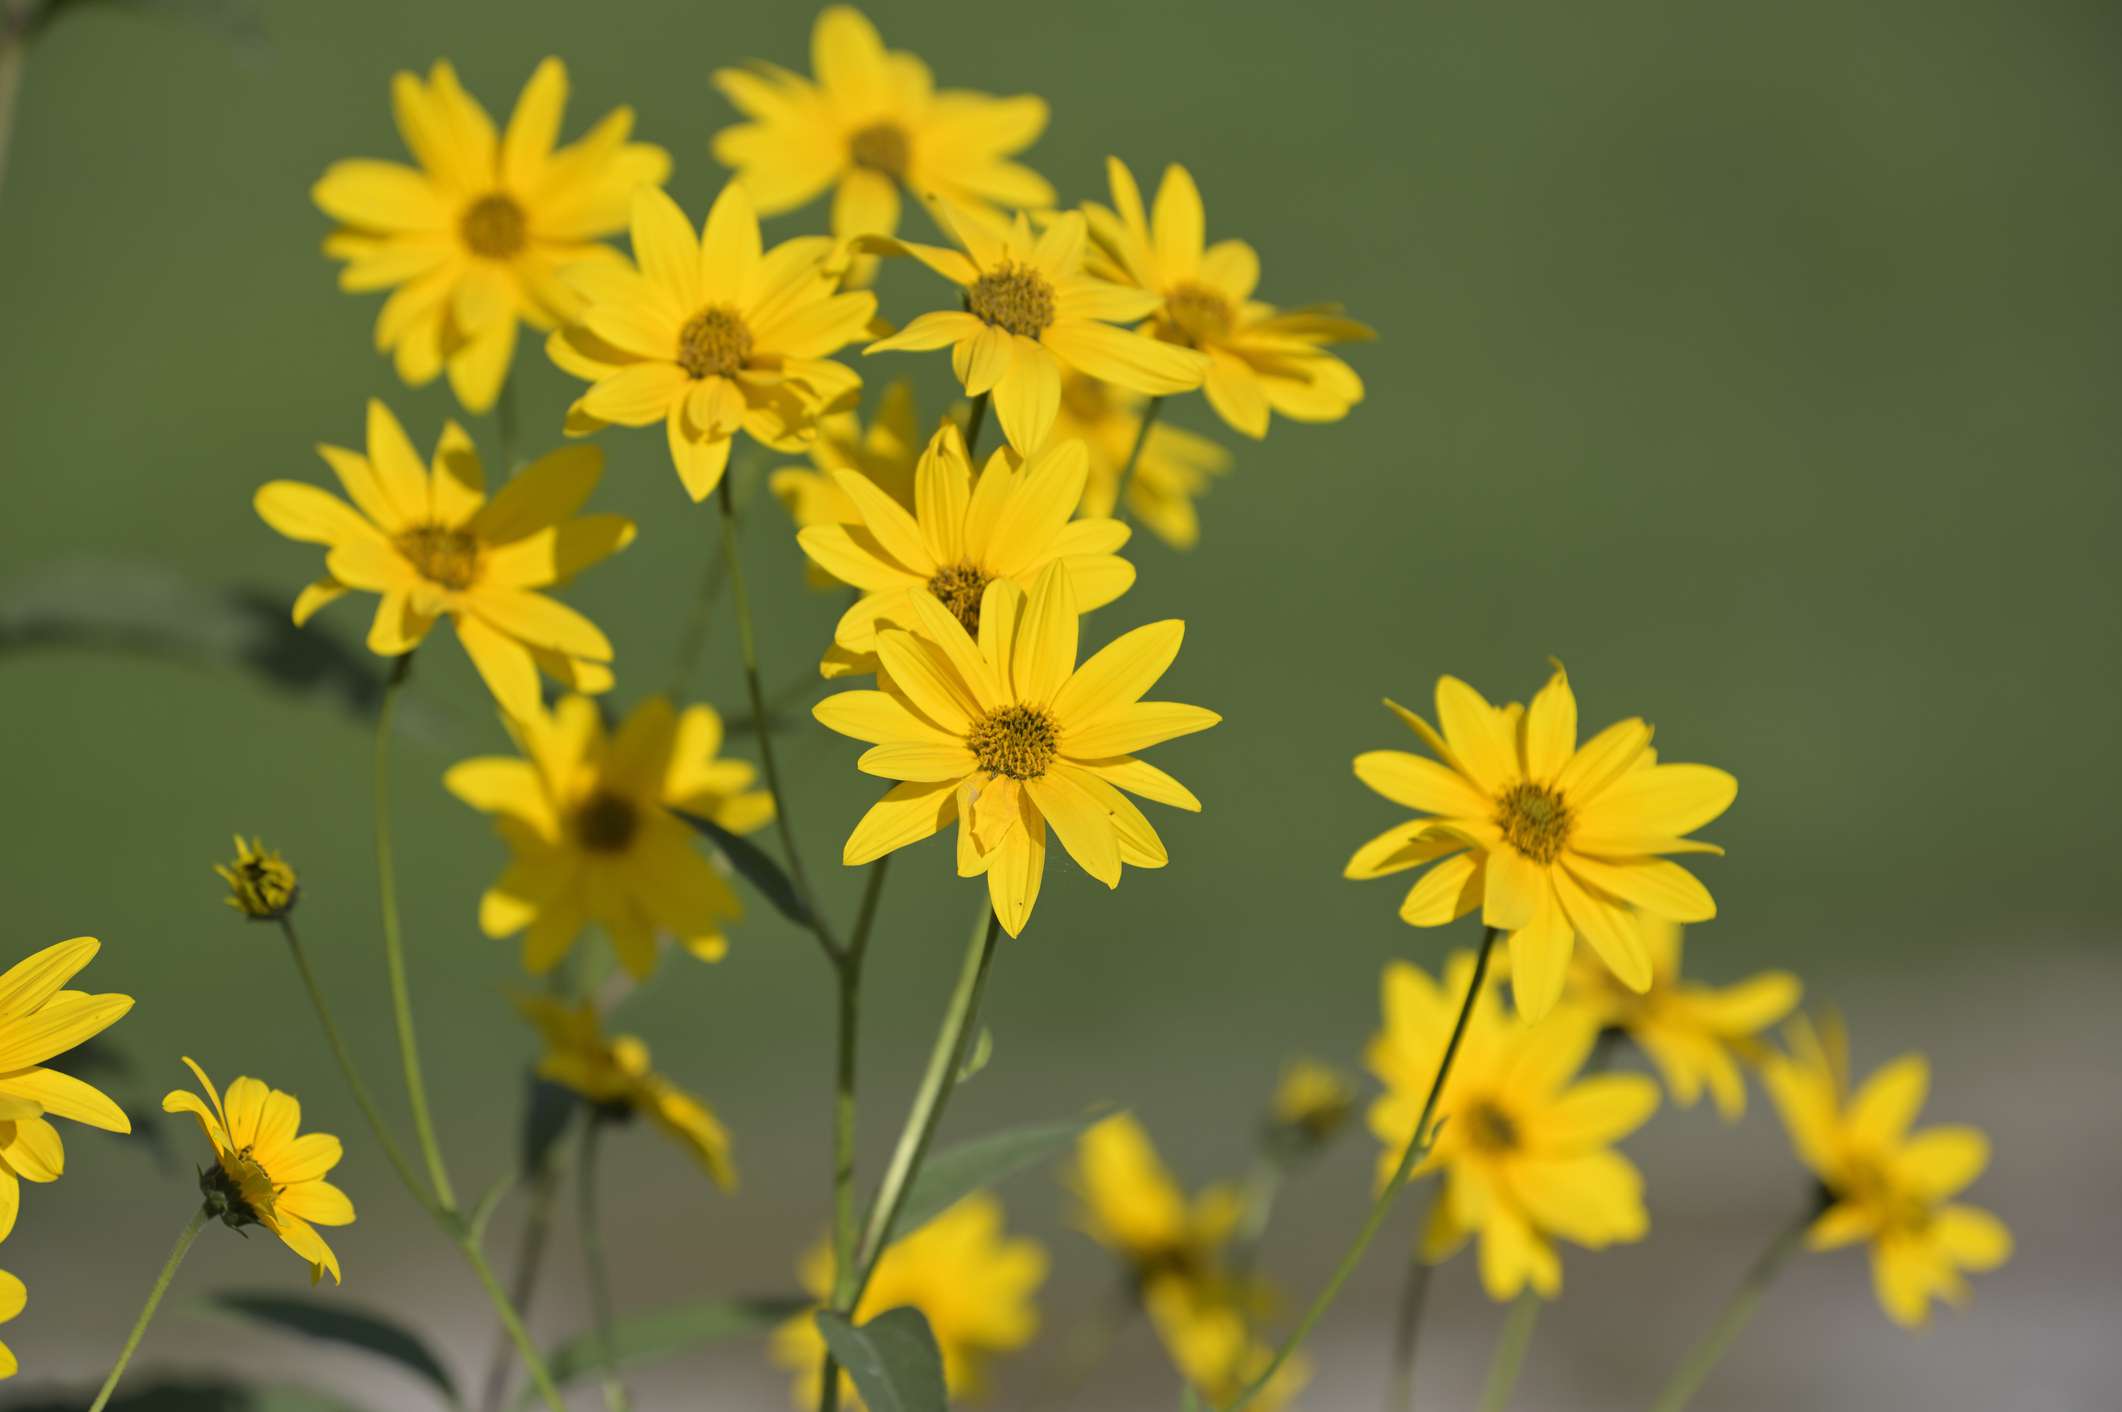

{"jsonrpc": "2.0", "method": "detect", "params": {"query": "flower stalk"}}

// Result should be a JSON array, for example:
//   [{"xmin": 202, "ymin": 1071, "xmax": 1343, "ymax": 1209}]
[
  {"xmin": 1110, "ymin": 394, "xmax": 1164, "ymax": 525},
  {"xmin": 1476, "ymin": 1291, "xmax": 1541, "ymax": 1412},
  {"xmin": 87, "ymin": 1206, "xmax": 209, "ymax": 1412},
  {"xmin": 1647, "ymin": 1200, "xmax": 1817, "ymax": 1412}
]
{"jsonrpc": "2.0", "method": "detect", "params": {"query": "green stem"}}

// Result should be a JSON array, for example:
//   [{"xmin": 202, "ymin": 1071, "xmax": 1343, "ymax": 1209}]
[
  {"xmin": 1476, "ymin": 1292, "xmax": 1541, "ymax": 1412},
  {"xmin": 831, "ymin": 860, "xmax": 893, "ymax": 1293},
  {"xmin": 962, "ymin": 391, "xmax": 991, "ymax": 459},
  {"xmin": 1384, "ymin": 1190, "xmax": 1439, "ymax": 1412},
  {"xmin": 87, "ymin": 1205, "xmax": 208, "ymax": 1412},
  {"xmin": 479, "ymin": 1152, "xmax": 564, "ymax": 1412},
  {"xmin": 666, "ymin": 525, "xmax": 729, "ymax": 699},
  {"xmin": 1109, "ymin": 395, "xmax": 1164, "ymax": 526},
  {"xmin": 275, "ymin": 915, "xmax": 429, "ymax": 1212},
  {"xmin": 459, "ymin": 1231, "xmax": 568, "ymax": 1412},
  {"xmin": 578, "ymin": 1117, "xmax": 630, "ymax": 1412},
  {"xmin": 1224, "ymin": 926, "xmax": 1502, "ymax": 1412},
  {"xmin": 1646, "ymin": 1203, "xmax": 1814, "ymax": 1412}
]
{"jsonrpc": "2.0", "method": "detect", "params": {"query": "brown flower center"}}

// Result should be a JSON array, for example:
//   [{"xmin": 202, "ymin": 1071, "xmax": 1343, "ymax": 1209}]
[
  {"xmin": 460, "ymin": 193, "xmax": 528, "ymax": 259},
  {"xmin": 394, "ymin": 525, "xmax": 482, "ymax": 590},
  {"xmin": 1496, "ymin": 781, "xmax": 1573, "ymax": 865},
  {"xmin": 1165, "ymin": 282, "xmax": 1233, "ymax": 342},
  {"xmin": 967, "ymin": 704, "xmax": 1059, "ymax": 781},
  {"xmin": 848, "ymin": 122, "xmax": 911, "ymax": 178},
  {"xmin": 1464, "ymin": 1101, "xmax": 1520, "ymax": 1154},
  {"xmin": 968, "ymin": 262, "xmax": 1056, "ymax": 339},
  {"xmin": 678, "ymin": 305, "xmax": 754, "ymax": 380},
  {"xmin": 575, "ymin": 791, "xmax": 640, "ymax": 853},
  {"xmin": 927, "ymin": 562, "xmax": 991, "ymax": 635}
]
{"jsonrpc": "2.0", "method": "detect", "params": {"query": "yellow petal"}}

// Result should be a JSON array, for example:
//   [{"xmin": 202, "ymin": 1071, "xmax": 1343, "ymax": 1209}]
[{"xmin": 843, "ymin": 780, "xmax": 958, "ymax": 865}]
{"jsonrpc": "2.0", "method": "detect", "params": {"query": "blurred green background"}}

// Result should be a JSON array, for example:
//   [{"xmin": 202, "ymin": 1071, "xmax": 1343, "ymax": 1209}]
[{"xmin": 1, "ymin": 0, "xmax": 2116, "ymax": 1407}]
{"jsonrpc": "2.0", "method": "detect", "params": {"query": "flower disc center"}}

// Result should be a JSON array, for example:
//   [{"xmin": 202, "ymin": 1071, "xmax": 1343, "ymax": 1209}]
[
  {"xmin": 1464, "ymin": 1100, "xmax": 1520, "ymax": 1154},
  {"xmin": 575, "ymin": 790, "xmax": 640, "ymax": 853},
  {"xmin": 926, "ymin": 562, "xmax": 991, "ymax": 635},
  {"xmin": 848, "ymin": 122, "xmax": 911, "ymax": 178},
  {"xmin": 1165, "ymin": 282, "xmax": 1233, "ymax": 342},
  {"xmin": 394, "ymin": 524, "xmax": 482, "ymax": 590},
  {"xmin": 967, "ymin": 704, "xmax": 1059, "ymax": 781},
  {"xmin": 1496, "ymin": 781, "xmax": 1572, "ymax": 865},
  {"xmin": 678, "ymin": 305, "xmax": 754, "ymax": 380},
  {"xmin": 968, "ymin": 263, "xmax": 1056, "ymax": 339},
  {"xmin": 460, "ymin": 193, "xmax": 528, "ymax": 259}
]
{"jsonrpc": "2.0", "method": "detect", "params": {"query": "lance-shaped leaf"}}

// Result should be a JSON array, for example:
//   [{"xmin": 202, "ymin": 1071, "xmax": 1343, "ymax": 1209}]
[
  {"xmin": 816, "ymin": 1308, "xmax": 948, "ymax": 1412},
  {"xmin": 674, "ymin": 809, "xmax": 813, "ymax": 928},
  {"xmin": 889, "ymin": 1109, "xmax": 1115, "ymax": 1245},
  {"xmin": 529, "ymin": 1296, "xmax": 811, "ymax": 1402},
  {"xmin": 203, "ymin": 1293, "xmax": 456, "ymax": 1407}
]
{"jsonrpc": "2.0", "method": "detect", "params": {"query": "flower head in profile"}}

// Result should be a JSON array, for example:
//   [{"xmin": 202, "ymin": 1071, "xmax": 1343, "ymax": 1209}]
[
  {"xmin": 712, "ymin": 6, "xmax": 1052, "ymax": 245},
  {"xmin": 314, "ymin": 58, "xmax": 671, "ymax": 413},
  {"xmin": 771, "ymin": 1194, "xmax": 1045, "ymax": 1408},
  {"xmin": 256, "ymin": 401, "xmax": 633, "ymax": 719},
  {"xmin": 1070, "ymin": 1113, "xmax": 1242, "ymax": 1287},
  {"xmin": 1266, "ymin": 1057, "xmax": 1357, "ymax": 1153},
  {"xmin": 1763, "ymin": 1014, "xmax": 2010, "ymax": 1327},
  {"xmin": 798, "ymin": 422, "xmax": 1133, "ymax": 677},
  {"xmin": 215, "ymin": 836, "xmax": 299, "ymax": 921},
  {"xmin": 863, "ymin": 201, "xmax": 1207, "ymax": 454},
  {"xmin": 1054, "ymin": 373, "xmax": 1229, "ymax": 551},
  {"xmin": 1347, "ymin": 662, "xmax": 1737, "ymax": 1019},
  {"xmin": 1566, "ymin": 919, "xmax": 1798, "ymax": 1120},
  {"xmin": 815, "ymin": 561, "xmax": 1217, "ymax": 936},
  {"xmin": 548, "ymin": 182, "xmax": 876, "ymax": 501},
  {"xmin": 1145, "ymin": 1278, "xmax": 1309, "ymax": 1412},
  {"xmin": 1084, "ymin": 158, "xmax": 1372, "ymax": 438},
  {"xmin": 770, "ymin": 379, "xmax": 924, "ymax": 587},
  {"xmin": 164, "ymin": 1059, "xmax": 354, "ymax": 1285},
  {"xmin": 447, "ymin": 694, "xmax": 770, "ymax": 979},
  {"xmin": 1369, "ymin": 950, "xmax": 1659, "ymax": 1300},
  {"xmin": 517, "ymin": 996, "xmax": 734, "ymax": 1187},
  {"xmin": 0, "ymin": 936, "xmax": 134, "ymax": 1240}
]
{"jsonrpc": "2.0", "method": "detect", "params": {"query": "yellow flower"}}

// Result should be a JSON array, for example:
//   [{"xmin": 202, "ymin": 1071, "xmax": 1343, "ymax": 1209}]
[
  {"xmin": 1084, "ymin": 158, "xmax": 1372, "ymax": 438},
  {"xmin": 255, "ymin": 401, "xmax": 633, "ymax": 719},
  {"xmin": 1268, "ymin": 1057, "xmax": 1356, "ymax": 1149},
  {"xmin": 1346, "ymin": 662, "xmax": 1738, "ymax": 1020},
  {"xmin": 1566, "ymin": 919, "xmax": 1798, "ymax": 1120},
  {"xmin": 771, "ymin": 1194, "xmax": 1045, "ymax": 1408},
  {"xmin": 814, "ymin": 560, "xmax": 1218, "ymax": 936},
  {"xmin": 862, "ymin": 200, "xmax": 1208, "ymax": 455},
  {"xmin": 215, "ymin": 836, "xmax": 298, "ymax": 921},
  {"xmin": 1368, "ymin": 950, "xmax": 1659, "ymax": 1301},
  {"xmin": 711, "ymin": 5, "xmax": 1053, "ymax": 245},
  {"xmin": 797, "ymin": 421, "xmax": 1134, "ymax": 678},
  {"xmin": 313, "ymin": 58, "xmax": 671, "ymax": 413},
  {"xmin": 547, "ymin": 182, "xmax": 877, "ymax": 502},
  {"xmin": 0, "ymin": 1268, "xmax": 20, "ymax": 1378},
  {"xmin": 446, "ymin": 694, "xmax": 770, "ymax": 979},
  {"xmin": 516, "ymin": 996, "xmax": 734, "ymax": 1187},
  {"xmin": 1054, "ymin": 372, "xmax": 1229, "ymax": 551},
  {"xmin": 0, "ymin": 937, "xmax": 133, "ymax": 1239},
  {"xmin": 163, "ymin": 1058, "xmax": 355, "ymax": 1285},
  {"xmin": 1144, "ymin": 1277, "xmax": 1308, "ymax": 1412},
  {"xmin": 770, "ymin": 379, "xmax": 925, "ymax": 588},
  {"xmin": 1070, "ymin": 1114, "xmax": 1241, "ymax": 1284},
  {"xmin": 1763, "ymin": 1015, "xmax": 2011, "ymax": 1327}
]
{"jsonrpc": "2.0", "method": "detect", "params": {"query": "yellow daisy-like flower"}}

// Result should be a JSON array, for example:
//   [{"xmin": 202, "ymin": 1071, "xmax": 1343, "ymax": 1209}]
[
  {"xmin": 516, "ymin": 996, "xmax": 735, "ymax": 1187},
  {"xmin": 214, "ymin": 836, "xmax": 299, "ymax": 921},
  {"xmin": 446, "ymin": 694, "xmax": 770, "ymax": 979},
  {"xmin": 255, "ymin": 401, "xmax": 633, "ymax": 719},
  {"xmin": 1566, "ymin": 919, "xmax": 1799, "ymax": 1120},
  {"xmin": 1346, "ymin": 662, "xmax": 1738, "ymax": 1020},
  {"xmin": 862, "ymin": 200, "xmax": 1208, "ymax": 455},
  {"xmin": 1054, "ymin": 372, "xmax": 1229, "ymax": 551},
  {"xmin": 163, "ymin": 1058, "xmax": 355, "ymax": 1285},
  {"xmin": 770, "ymin": 379, "xmax": 924, "ymax": 588},
  {"xmin": 0, "ymin": 937, "xmax": 133, "ymax": 1240},
  {"xmin": 0, "ymin": 1268, "xmax": 21, "ymax": 1379},
  {"xmin": 1084, "ymin": 157, "xmax": 1373, "ymax": 439},
  {"xmin": 798, "ymin": 421, "xmax": 1134, "ymax": 678},
  {"xmin": 814, "ymin": 560, "xmax": 1218, "ymax": 937},
  {"xmin": 1267, "ymin": 1057, "xmax": 1357, "ymax": 1149},
  {"xmin": 313, "ymin": 58, "xmax": 671, "ymax": 413},
  {"xmin": 771, "ymin": 1193, "xmax": 1046, "ymax": 1409},
  {"xmin": 1070, "ymin": 1113, "xmax": 1242, "ymax": 1285},
  {"xmin": 1369, "ymin": 950, "xmax": 1659, "ymax": 1301},
  {"xmin": 1144, "ymin": 1277, "xmax": 1309, "ymax": 1412},
  {"xmin": 547, "ymin": 182, "xmax": 877, "ymax": 502},
  {"xmin": 1763, "ymin": 1015, "xmax": 2011, "ymax": 1327},
  {"xmin": 711, "ymin": 5, "xmax": 1053, "ymax": 245}
]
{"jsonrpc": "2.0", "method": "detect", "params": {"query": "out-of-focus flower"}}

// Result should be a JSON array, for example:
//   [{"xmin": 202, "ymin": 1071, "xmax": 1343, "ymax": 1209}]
[
  {"xmin": 1054, "ymin": 373, "xmax": 1228, "ymax": 551},
  {"xmin": 1070, "ymin": 1113, "xmax": 1242, "ymax": 1285},
  {"xmin": 1145, "ymin": 1277, "xmax": 1308, "ymax": 1412},
  {"xmin": 0, "ymin": 936, "xmax": 134, "ymax": 1239},
  {"xmin": 771, "ymin": 380, "xmax": 925, "ymax": 587},
  {"xmin": 1266, "ymin": 1057, "xmax": 1356, "ymax": 1152},
  {"xmin": 516, "ymin": 997, "xmax": 734, "ymax": 1187},
  {"xmin": 214, "ymin": 836, "xmax": 299, "ymax": 921}
]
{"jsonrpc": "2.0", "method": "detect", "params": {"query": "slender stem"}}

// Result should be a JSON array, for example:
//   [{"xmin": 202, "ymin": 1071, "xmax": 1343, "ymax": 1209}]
[
  {"xmin": 1109, "ymin": 395, "xmax": 1164, "ymax": 526},
  {"xmin": 1476, "ymin": 1292, "xmax": 1542, "ymax": 1412},
  {"xmin": 276, "ymin": 915, "xmax": 429, "ymax": 1212},
  {"xmin": 962, "ymin": 391, "xmax": 991, "ymax": 460},
  {"xmin": 831, "ymin": 860, "xmax": 893, "ymax": 1292},
  {"xmin": 459, "ymin": 1232, "xmax": 568, "ymax": 1412},
  {"xmin": 479, "ymin": 1154, "xmax": 564, "ymax": 1412},
  {"xmin": 87, "ymin": 1206, "xmax": 208, "ymax": 1412},
  {"xmin": 1224, "ymin": 926, "xmax": 1502, "ymax": 1412},
  {"xmin": 1384, "ymin": 1191, "xmax": 1439, "ymax": 1412},
  {"xmin": 1647, "ymin": 1203, "xmax": 1814, "ymax": 1412},
  {"xmin": 578, "ymin": 1117, "xmax": 630, "ymax": 1412},
  {"xmin": 666, "ymin": 528, "xmax": 729, "ymax": 699}
]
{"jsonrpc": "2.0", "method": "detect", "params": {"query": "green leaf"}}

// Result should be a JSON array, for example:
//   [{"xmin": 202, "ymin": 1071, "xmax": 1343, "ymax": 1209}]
[
  {"xmin": 519, "ymin": 1071, "xmax": 578, "ymax": 1177},
  {"xmin": 955, "ymin": 1026, "xmax": 993, "ymax": 1082},
  {"xmin": 1181, "ymin": 1384, "xmax": 1207, "ymax": 1412},
  {"xmin": 202, "ymin": 1293, "xmax": 455, "ymax": 1406},
  {"xmin": 816, "ymin": 1308, "xmax": 947, "ymax": 1412},
  {"xmin": 2, "ymin": 1381, "xmax": 365, "ymax": 1412},
  {"xmin": 531, "ymin": 1295, "xmax": 810, "ymax": 1401},
  {"xmin": 891, "ymin": 1109, "xmax": 1114, "ymax": 1243},
  {"xmin": 674, "ymin": 809, "xmax": 813, "ymax": 927}
]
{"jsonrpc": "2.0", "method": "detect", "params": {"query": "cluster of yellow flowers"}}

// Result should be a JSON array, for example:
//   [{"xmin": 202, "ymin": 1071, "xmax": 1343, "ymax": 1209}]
[{"xmin": 12, "ymin": 7, "xmax": 2006, "ymax": 1410}]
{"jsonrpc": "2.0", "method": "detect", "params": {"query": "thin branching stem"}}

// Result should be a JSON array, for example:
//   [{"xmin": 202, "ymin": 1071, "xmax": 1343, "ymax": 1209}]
[
  {"xmin": 1647, "ymin": 1201, "xmax": 1815, "ymax": 1412},
  {"xmin": 87, "ymin": 1206, "xmax": 208, "ymax": 1412}
]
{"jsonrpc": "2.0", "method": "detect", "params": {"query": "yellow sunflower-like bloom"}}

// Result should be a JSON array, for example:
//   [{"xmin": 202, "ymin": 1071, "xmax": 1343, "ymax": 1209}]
[
  {"xmin": 255, "ymin": 401, "xmax": 633, "ymax": 719},
  {"xmin": 1144, "ymin": 1277, "xmax": 1309, "ymax": 1412},
  {"xmin": 1054, "ymin": 372, "xmax": 1229, "ymax": 551},
  {"xmin": 1369, "ymin": 951, "xmax": 1659, "ymax": 1301},
  {"xmin": 313, "ymin": 58, "xmax": 671, "ymax": 413},
  {"xmin": 770, "ymin": 379, "xmax": 924, "ymax": 588},
  {"xmin": 1566, "ymin": 919, "xmax": 1799, "ymax": 1120},
  {"xmin": 163, "ymin": 1058, "xmax": 355, "ymax": 1285},
  {"xmin": 214, "ymin": 836, "xmax": 299, "ymax": 921},
  {"xmin": 711, "ymin": 5, "xmax": 1053, "ymax": 246},
  {"xmin": 1763, "ymin": 1014, "xmax": 2010, "ymax": 1327},
  {"xmin": 1070, "ymin": 1113, "xmax": 1242, "ymax": 1284},
  {"xmin": 0, "ymin": 1268, "xmax": 20, "ymax": 1379},
  {"xmin": 446, "ymin": 694, "xmax": 771, "ymax": 979},
  {"xmin": 0, "ymin": 937, "xmax": 133, "ymax": 1240},
  {"xmin": 797, "ymin": 422, "xmax": 1134, "ymax": 678},
  {"xmin": 862, "ymin": 200, "xmax": 1208, "ymax": 455},
  {"xmin": 1346, "ymin": 662, "xmax": 1738, "ymax": 1020},
  {"xmin": 815, "ymin": 561, "xmax": 1217, "ymax": 936},
  {"xmin": 1268, "ymin": 1057, "xmax": 1357, "ymax": 1149},
  {"xmin": 771, "ymin": 1193, "xmax": 1046, "ymax": 1408},
  {"xmin": 516, "ymin": 996, "xmax": 735, "ymax": 1187},
  {"xmin": 547, "ymin": 182, "xmax": 876, "ymax": 502},
  {"xmin": 1084, "ymin": 158, "xmax": 1372, "ymax": 439}
]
